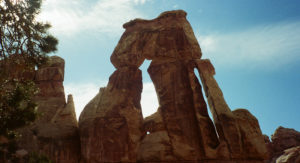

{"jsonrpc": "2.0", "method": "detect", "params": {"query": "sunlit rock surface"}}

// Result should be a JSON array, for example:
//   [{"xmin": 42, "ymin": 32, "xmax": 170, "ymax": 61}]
[
  {"xmin": 17, "ymin": 56, "xmax": 80, "ymax": 163},
  {"xmin": 79, "ymin": 67, "xmax": 143, "ymax": 162},
  {"xmin": 79, "ymin": 10, "xmax": 268, "ymax": 163},
  {"xmin": 265, "ymin": 126, "xmax": 300, "ymax": 163},
  {"xmin": 11, "ymin": 10, "xmax": 298, "ymax": 163}
]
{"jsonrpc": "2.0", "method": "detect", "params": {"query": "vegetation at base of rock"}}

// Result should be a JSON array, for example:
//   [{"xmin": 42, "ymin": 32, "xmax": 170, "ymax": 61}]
[
  {"xmin": 0, "ymin": 80, "xmax": 38, "ymax": 135},
  {"xmin": 0, "ymin": 80, "xmax": 38, "ymax": 160},
  {"xmin": 0, "ymin": 0, "xmax": 57, "ymax": 161}
]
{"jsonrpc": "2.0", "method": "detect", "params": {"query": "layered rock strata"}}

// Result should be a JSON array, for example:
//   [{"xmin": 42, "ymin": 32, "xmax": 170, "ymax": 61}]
[
  {"xmin": 79, "ymin": 10, "xmax": 268, "ymax": 162},
  {"xmin": 16, "ymin": 56, "xmax": 80, "ymax": 163}
]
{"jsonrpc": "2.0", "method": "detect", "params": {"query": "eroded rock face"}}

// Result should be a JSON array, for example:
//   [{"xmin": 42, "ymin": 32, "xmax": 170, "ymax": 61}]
[
  {"xmin": 232, "ymin": 109, "xmax": 268, "ymax": 159},
  {"xmin": 110, "ymin": 10, "xmax": 201, "ymax": 68},
  {"xmin": 147, "ymin": 60, "xmax": 205, "ymax": 160},
  {"xmin": 266, "ymin": 126, "xmax": 300, "ymax": 163},
  {"xmin": 276, "ymin": 146, "xmax": 300, "ymax": 163},
  {"xmin": 138, "ymin": 109, "xmax": 175, "ymax": 161},
  {"xmin": 271, "ymin": 127, "xmax": 300, "ymax": 155},
  {"xmin": 16, "ymin": 56, "xmax": 80, "ymax": 163},
  {"xmin": 79, "ymin": 10, "xmax": 268, "ymax": 162},
  {"xmin": 79, "ymin": 67, "xmax": 143, "ymax": 162}
]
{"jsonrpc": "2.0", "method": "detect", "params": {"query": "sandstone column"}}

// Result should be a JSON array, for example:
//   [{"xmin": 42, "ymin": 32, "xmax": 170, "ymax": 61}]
[
  {"xmin": 196, "ymin": 59, "xmax": 243, "ymax": 158},
  {"xmin": 148, "ymin": 60, "xmax": 205, "ymax": 160},
  {"xmin": 186, "ymin": 61, "xmax": 225, "ymax": 158},
  {"xmin": 79, "ymin": 67, "xmax": 144, "ymax": 162}
]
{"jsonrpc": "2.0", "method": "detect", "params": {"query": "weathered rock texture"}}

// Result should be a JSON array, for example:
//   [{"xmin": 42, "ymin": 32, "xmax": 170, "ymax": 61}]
[
  {"xmin": 79, "ymin": 67, "xmax": 143, "ymax": 162},
  {"xmin": 16, "ymin": 56, "xmax": 80, "ymax": 163},
  {"xmin": 265, "ymin": 126, "xmax": 300, "ymax": 163},
  {"xmin": 79, "ymin": 10, "xmax": 268, "ymax": 162},
  {"xmin": 275, "ymin": 146, "xmax": 300, "ymax": 163},
  {"xmin": 6, "ymin": 10, "xmax": 299, "ymax": 163}
]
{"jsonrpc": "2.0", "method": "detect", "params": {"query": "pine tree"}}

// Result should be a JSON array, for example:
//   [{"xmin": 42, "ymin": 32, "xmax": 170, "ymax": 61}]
[{"xmin": 0, "ymin": 0, "xmax": 57, "ymax": 161}]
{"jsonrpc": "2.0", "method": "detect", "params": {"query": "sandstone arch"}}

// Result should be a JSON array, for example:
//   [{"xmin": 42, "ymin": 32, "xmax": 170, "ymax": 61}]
[{"xmin": 78, "ymin": 10, "xmax": 268, "ymax": 162}]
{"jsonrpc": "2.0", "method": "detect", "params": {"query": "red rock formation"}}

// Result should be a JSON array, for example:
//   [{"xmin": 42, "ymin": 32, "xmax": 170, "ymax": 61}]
[
  {"xmin": 6, "ymin": 9, "xmax": 277, "ymax": 161},
  {"xmin": 266, "ymin": 126, "xmax": 300, "ymax": 163},
  {"xmin": 232, "ymin": 109, "xmax": 268, "ymax": 159},
  {"xmin": 271, "ymin": 127, "xmax": 300, "ymax": 155},
  {"xmin": 276, "ymin": 146, "xmax": 300, "ymax": 163},
  {"xmin": 110, "ymin": 10, "xmax": 201, "ymax": 69},
  {"xmin": 147, "ymin": 60, "xmax": 206, "ymax": 160},
  {"xmin": 79, "ymin": 67, "xmax": 143, "ymax": 162},
  {"xmin": 138, "ymin": 109, "xmax": 175, "ymax": 161},
  {"xmin": 16, "ymin": 56, "xmax": 80, "ymax": 163},
  {"xmin": 79, "ymin": 10, "xmax": 268, "ymax": 162},
  {"xmin": 196, "ymin": 59, "xmax": 242, "ymax": 158}
]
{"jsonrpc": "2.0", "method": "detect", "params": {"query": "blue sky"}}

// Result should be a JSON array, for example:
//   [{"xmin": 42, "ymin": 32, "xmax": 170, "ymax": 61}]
[{"xmin": 38, "ymin": 0, "xmax": 300, "ymax": 136}]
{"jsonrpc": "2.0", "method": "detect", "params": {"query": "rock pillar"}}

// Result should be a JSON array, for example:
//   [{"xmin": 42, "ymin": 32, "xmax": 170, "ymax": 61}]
[
  {"xmin": 17, "ymin": 56, "xmax": 80, "ymax": 163},
  {"xmin": 79, "ymin": 67, "xmax": 144, "ymax": 162},
  {"xmin": 196, "ymin": 59, "xmax": 243, "ymax": 158}
]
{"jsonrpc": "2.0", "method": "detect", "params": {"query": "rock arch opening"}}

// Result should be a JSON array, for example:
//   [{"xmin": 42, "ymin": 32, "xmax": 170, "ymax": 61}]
[
  {"xmin": 140, "ymin": 59, "xmax": 159, "ymax": 118},
  {"xmin": 78, "ymin": 10, "xmax": 269, "ymax": 162}
]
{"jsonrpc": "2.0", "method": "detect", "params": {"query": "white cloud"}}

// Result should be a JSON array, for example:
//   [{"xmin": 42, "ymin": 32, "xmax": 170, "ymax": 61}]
[
  {"xmin": 141, "ymin": 82, "xmax": 159, "ymax": 117},
  {"xmin": 197, "ymin": 21, "xmax": 300, "ymax": 69},
  {"xmin": 38, "ymin": 0, "xmax": 150, "ymax": 36},
  {"xmin": 65, "ymin": 81, "xmax": 158, "ymax": 119},
  {"xmin": 65, "ymin": 82, "xmax": 107, "ymax": 119},
  {"xmin": 134, "ymin": 0, "xmax": 150, "ymax": 5}
]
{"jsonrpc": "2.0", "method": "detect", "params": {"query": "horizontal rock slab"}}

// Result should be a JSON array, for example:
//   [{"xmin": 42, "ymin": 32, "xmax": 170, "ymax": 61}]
[{"xmin": 111, "ymin": 10, "xmax": 201, "ymax": 69}]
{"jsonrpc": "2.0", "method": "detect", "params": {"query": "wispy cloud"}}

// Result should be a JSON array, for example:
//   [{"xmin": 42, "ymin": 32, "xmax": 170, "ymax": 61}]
[
  {"xmin": 197, "ymin": 21, "xmax": 300, "ymax": 69},
  {"xmin": 38, "ymin": 0, "xmax": 150, "ymax": 36},
  {"xmin": 65, "ymin": 82, "xmax": 158, "ymax": 119},
  {"xmin": 134, "ymin": 0, "xmax": 150, "ymax": 5}
]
